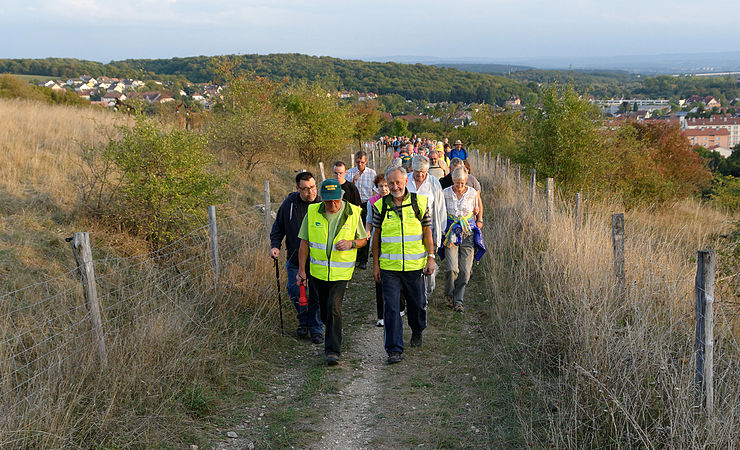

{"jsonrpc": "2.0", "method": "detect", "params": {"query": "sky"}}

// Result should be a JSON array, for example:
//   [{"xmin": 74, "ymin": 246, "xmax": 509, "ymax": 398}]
[{"xmin": 1, "ymin": 0, "xmax": 739, "ymax": 63}]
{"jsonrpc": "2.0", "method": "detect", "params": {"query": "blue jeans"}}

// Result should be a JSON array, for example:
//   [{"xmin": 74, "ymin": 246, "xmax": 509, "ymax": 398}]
[
  {"xmin": 285, "ymin": 261, "xmax": 323, "ymax": 336},
  {"xmin": 381, "ymin": 269, "xmax": 427, "ymax": 355}
]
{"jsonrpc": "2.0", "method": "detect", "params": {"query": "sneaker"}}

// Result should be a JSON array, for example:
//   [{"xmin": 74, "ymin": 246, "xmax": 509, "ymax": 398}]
[
  {"xmin": 326, "ymin": 353, "xmax": 339, "ymax": 366},
  {"xmin": 296, "ymin": 326, "xmax": 309, "ymax": 339},
  {"xmin": 410, "ymin": 332, "xmax": 422, "ymax": 347},
  {"xmin": 387, "ymin": 352, "xmax": 403, "ymax": 365},
  {"xmin": 400, "ymin": 310, "xmax": 406, "ymax": 317},
  {"xmin": 445, "ymin": 296, "xmax": 453, "ymax": 308},
  {"xmin": 375, "ymin": 319, "xmax": 384, "ymax": 327},
  {"xmin": 311, "ymin": 334, "xmax": 324, "ymax": 344},
  {"xmin": 453, "ymin": 303, "xmax": 464, "ymax": 313}
]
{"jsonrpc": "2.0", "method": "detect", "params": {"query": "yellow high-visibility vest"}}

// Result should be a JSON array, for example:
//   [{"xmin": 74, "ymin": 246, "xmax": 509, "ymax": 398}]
[
  {"xmin": 306, "ymin": 202, "xmax": 362, "ymax": 281},
  {"xmin": 372, "ymin": 193, "xmax": 429, "ymax": 271}
]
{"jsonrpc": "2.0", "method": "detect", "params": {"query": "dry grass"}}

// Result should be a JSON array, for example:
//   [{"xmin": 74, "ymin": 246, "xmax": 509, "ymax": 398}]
[
  {"xmin": 477, "ymin": 167, "xmax": 740, "ymax": 447},
  {"xmin": 0, "ymin": 99, "xmax": 311, "ymax": 447},
  {"xmin": 0, "ymin": 99, "xmax": 124, "ymax": 209}
]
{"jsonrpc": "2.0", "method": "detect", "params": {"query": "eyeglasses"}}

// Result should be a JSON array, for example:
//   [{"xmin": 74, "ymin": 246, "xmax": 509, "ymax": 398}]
[{"xmin": 298, "ymin": 185, "xmax": 317, "ymax": 192}]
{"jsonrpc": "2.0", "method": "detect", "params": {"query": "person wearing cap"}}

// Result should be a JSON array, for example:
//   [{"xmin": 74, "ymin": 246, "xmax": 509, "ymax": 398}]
[
  {"xmin": 297, "ymin": 179, "xmax": 367, "ymax": 366},
  {"xmin": 270, "ymin": 171, "xmax": 323, "ymax": 343},
  {"xmin": 449, "ymin": 140, "xmax": 468, "ymax": 161},
  {"xmin": 372, "ymin": 166, "xmax": 436, "ymax": 365}
]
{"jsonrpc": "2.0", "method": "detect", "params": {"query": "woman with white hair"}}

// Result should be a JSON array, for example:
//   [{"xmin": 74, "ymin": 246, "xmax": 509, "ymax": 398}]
[{"xmin": 439, "ymin": 166, "xmax": 486, "ymax": 313}]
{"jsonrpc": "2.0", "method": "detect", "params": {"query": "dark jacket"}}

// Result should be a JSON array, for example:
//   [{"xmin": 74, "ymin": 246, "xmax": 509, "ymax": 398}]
[
  {"xmin": 340, "ymin": 180, "xmax": 362, "ymax": 206},
  {"xmin": 270, "ymin": 191, "xmax": 319, "ymax": 266}
]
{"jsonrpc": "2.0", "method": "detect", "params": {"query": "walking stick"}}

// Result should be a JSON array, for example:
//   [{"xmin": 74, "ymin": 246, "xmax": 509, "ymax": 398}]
[{"xmin": 274, "ymin": 258, "xmax": 284, "ymax": 336}]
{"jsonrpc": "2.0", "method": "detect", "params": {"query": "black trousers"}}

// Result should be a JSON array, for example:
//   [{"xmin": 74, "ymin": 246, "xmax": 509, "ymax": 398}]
[
  {"xmin": 357, "ymin": 201, "xmax": 369, "ymax": 265},
  {"xmin": 309, "ymin": 275, "xmax": 347, "ymax": 355}
]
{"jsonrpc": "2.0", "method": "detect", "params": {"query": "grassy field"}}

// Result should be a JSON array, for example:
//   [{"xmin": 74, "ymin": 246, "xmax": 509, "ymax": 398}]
[
  {"xmin": 3, "ymin": 74, "xmax": 54, "ymax": 83},
  {"xmin": 0, "ymin": 98, "xmax": 308, "ymax": 447},
  {"xmin": 478, "ymin": 169, "xmax": 740, "ymax": 446}
]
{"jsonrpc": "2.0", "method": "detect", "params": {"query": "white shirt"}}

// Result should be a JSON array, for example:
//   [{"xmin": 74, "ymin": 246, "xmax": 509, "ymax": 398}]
[
  {"xmin": 406, "ymin": 172, "xmax": 445, "ymax": 247},
  {"xmin": 443, "ymin": 186, "xmax": 478, "ymax": 218},
  {"xmin": 346, "ymin": 166, "xmax": 377, "ymax": 203}
]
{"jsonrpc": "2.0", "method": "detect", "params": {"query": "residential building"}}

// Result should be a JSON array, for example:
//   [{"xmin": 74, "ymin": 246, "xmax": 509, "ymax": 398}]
[
  {"xmin": 684, "ymin": 116, "xmax": 740, "ymax": 147},
  {"xmin": 683, "ymin": 128, "xmax": 730, "ymax": 150}
]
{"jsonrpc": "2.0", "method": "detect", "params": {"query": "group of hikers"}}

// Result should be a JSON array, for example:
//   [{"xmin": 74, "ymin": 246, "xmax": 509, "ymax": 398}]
[{"xmin": 270, "ymin": 137, "xmax": 486, "ymax": 366}]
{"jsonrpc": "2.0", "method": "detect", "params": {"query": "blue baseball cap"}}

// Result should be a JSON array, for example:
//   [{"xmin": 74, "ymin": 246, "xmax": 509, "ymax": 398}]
[{"xmin": 320, "ymin": 179, "xmax": 343, "ymax": 201}]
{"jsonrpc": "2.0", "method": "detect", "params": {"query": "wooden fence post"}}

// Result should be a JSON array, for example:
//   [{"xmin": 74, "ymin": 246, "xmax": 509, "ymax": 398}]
[
  {"xmin": 574, "ymin": 193, "xmax": 582, "ymax": 251},
  {"xmin": 529, "ymin": 169, "xmax": 536, "ymax": 208},
  {"xmin": 505, "ymin": 159, "xmax": 510, "ymax": 183},
  {"xmin": 350, "ymin": 152, "xmax": 355, "ymax": 168},
  {"xmin": 264, "ymin": 181, "xmax": 271, "ymax": 239},
  {"xmin": 71, "ymin": 232, "xmax": 107, "ymax": 368},
  {"xmin": 546, "ymin": 178, "xmax": 554, "ymax": 222},
  {"xmin": 318, "ymin": 162, "xmax": 326, "ymax": 182},
  {"xmin": 515, "ymin": 164, "xmax": 521, "ymax": 200},
  {"xmin": 486, "ymin": 152, "xmax": 491, "ymax": 172},
  {"xmin": 695, "ymin": 249, "xmax": 716, "ymax": 415},
  {"xmin": 495, "ymin": 154, "xmax": 501, "ymax": 177},
  {"xmin": 611, "ymin": 213, "xmax": 625, "ymax": 288},
  {"xmin": 208, "ymin": 206, "xmax": 220, "ymax": 288}
]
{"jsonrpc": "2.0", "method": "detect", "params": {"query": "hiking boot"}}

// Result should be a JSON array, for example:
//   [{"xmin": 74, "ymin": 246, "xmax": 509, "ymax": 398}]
[
  {"xmin": 296, "ymin": 326, "xmax": 309, "ymax": 339},
  {"xmin": 387, "ymin": 352, "xmax": 403, "ymax": 365},
  {"xmin": 410, "ymin": 332, "xmax": 422, "ymax": 347},
  {"xmin": 453, "ymin": 303, "xmax": 464, "ymax": 313},
  {"xmin": 445, "ymin": 296, "xmax": 454, "ymax": 308},
  {"xmin": 326, "ymin": 353, "xmax": 340, "ymax": 366},
  {"xmin": 375, "ymin": 318, "xmax": 384, "ymax": 327},
  {"xmin": 311, "ymin": 334, "xmax": 324, "ymax": 344}
]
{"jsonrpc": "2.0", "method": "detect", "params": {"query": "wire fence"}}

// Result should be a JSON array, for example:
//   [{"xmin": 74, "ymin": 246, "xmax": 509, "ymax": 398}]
[
  {"xmin": 1, "ymin": 142, "xmax": 738, "ymax": 436},
  {"xmin": 0, "ymin": 204, "xmax": 267, "ymax": 435}
]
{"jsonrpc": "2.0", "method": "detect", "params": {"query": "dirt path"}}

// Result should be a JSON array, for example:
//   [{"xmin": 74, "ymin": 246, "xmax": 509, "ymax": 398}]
[{"xmin": 213, "ymin": 262, "xmax": 524, "ymax": 448}]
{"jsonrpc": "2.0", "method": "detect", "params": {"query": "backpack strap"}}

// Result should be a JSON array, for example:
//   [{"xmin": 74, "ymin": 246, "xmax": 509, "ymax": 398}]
[{"xmin": 379, "ymin": 193, "xmax": 423, "ymax": 225}]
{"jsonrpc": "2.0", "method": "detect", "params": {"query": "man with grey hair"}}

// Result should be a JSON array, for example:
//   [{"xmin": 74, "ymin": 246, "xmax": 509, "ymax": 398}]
[
  {"xmin": 372, "ymin": 165, "xmax": 435, "ymax": 364},
  {"xmin": 406, "ymin": 154, "xmax": 445, "ymax": 301}
]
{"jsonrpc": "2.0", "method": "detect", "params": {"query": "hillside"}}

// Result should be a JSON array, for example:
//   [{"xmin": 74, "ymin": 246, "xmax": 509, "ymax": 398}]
[{"xmin": 0, "ymin": 54, "xmax": 538, "ymax": 105}]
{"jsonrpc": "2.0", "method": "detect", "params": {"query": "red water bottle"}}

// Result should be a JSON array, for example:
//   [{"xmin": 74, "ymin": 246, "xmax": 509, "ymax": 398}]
[{"xmin": 299, "ymin": 281, "xmax": 308, "ymax": 307}]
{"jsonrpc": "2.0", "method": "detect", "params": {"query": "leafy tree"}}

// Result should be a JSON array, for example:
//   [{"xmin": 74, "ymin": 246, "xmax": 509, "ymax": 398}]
[
  {"xmin": 280, "ymin": 81, "xmax": 355, "ymax": 162},
  {"xmin": 351, "ymin": 100, "xmax": 382, "ymax": 146},
  {"xmin": 709, "ymin": 174, "xmax": 740, "ymax": 210},
  {"xmin": 209, "ymin": 71, "xmax": 298, "ymax": 170},
  {"xmin": 104, "ymin": 116, "xmax": 229, "ymax": 248},
  {"xmin": 523, "ymin": 84, "xmax": 609, "ymax": 193},
  {"xmin": 390, "ymin": 118, "xmax": 410, "ymax": 137}
]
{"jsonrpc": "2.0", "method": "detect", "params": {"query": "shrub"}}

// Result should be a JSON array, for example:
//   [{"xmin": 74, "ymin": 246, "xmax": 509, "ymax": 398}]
[{"xmin": 103, "ymin": 116, "xmax": 229, "ymax": 247}]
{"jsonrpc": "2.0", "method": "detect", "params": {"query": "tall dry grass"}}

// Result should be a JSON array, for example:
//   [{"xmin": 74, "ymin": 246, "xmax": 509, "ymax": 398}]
[
  {"xmin": 0, "ymin": 99, "xmax": 308, "ymax": 447},
  {"xmin": 476, "ymin": 166, "xmax": 740, "ymax": 447},
  {"xmin": 0, "ymin": 99, "xmax": 124, "ymax": 209}
]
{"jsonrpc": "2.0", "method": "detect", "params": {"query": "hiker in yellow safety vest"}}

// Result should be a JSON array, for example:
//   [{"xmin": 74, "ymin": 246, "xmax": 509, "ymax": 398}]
[
  {"xmin": 371, "ymin": 166, "xmax": 436, "ymax": 365},
  {"xmin": 297, "ymin": 178, "xmax": 367, "ymax": 366}
]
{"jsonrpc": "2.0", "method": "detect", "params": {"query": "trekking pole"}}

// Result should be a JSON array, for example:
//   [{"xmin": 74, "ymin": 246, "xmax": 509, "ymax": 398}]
[{"xmin": 274, "ymin": 258, "xmax": 284, "ymax": 336}]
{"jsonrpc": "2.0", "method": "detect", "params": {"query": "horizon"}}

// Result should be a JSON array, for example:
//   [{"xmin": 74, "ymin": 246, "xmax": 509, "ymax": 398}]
[{"xmin": 3, "ymin": 0, "xmax": 740, "ymax": 69}]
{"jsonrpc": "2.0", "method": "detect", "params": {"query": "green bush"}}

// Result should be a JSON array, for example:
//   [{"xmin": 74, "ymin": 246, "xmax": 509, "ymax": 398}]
[
  {"xmin": 709, "ymin": 174, "xmax": 740, "ymax": 211},
  {"xmin": 104, "ymin": 116, "xmax": 229, "ymax": 248}
]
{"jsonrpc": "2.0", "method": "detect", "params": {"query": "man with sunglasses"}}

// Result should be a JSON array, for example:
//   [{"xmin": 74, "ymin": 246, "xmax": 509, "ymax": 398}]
[{"xmin": 270, "ymin": 171, "xmax": 323, "ymax": 343}]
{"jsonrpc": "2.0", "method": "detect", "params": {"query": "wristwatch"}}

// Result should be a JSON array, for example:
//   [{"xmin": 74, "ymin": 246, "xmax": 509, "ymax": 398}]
[{"xmin": 427, "ymin": 253, "xmax": 436, "ymax": 259}]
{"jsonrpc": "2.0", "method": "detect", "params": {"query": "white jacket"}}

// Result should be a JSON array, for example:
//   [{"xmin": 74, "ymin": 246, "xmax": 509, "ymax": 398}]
[{"xmin": 406, "ymin": 172, "xmax": 445, "ymax": 248}]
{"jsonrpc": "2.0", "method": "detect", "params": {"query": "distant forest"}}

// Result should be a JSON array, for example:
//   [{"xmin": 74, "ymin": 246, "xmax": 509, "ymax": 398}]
[{"xmin": 1, "ymin": 54, "xmax": 738, "ymax": 105}]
